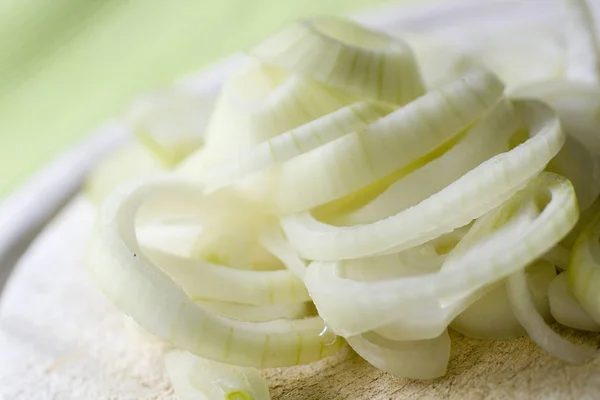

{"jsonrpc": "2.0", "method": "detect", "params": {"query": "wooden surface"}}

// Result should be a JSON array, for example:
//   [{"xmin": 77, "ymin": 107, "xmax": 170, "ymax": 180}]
[
  {"xmin": 2, "ymin": 198, "xmax": 600, "ymax": 400},
  {"xmin": 265, "ymin": 330, "xmax": 600, "ymax": 400}
]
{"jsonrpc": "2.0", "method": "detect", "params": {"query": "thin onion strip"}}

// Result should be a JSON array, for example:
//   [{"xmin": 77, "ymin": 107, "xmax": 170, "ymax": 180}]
[
  {"xmin": 507, "ymin": 268, "xmax": 596, "ymax": 364},
  {"xmin": 282, "ymin": 100, "xmax": 564, "ymax": 260},
  {"xmin": 305, "ymin": 173, "xmax": 577, "ymax": 336},
  {"xmin": 87, "ymin": 178, "xmax": 344, "ymax": 367}
]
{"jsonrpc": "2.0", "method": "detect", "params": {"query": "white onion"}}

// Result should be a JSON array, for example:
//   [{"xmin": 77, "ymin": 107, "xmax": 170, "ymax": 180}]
[
  {"xmin": 281, "ymin": 100, "xmax": 563, "ymax": 261},
  {"xmin": 251, "ymin": 17, "xmax": 425, "ymax": 104},
  {"xmin": 127, "ymin": 89, "xmax": 215, "ymax": 166},
  {"xmin": 567, "ymin": 211, "xmax": 600, "ymax": 324},
  {"xmin": 202, "ymin": 60, "xmax": 358, "ymax": 163},
  {"xmin": 304, "ymin": 173, "xmax": 577, "ymax": 336},
  {"xmin": 507, "ymin": 268, "xmax": 596, "ymax": 364},
  {"xmin": 347, "ymin": 330, "xmax": 450, "ymax": 380},
  {"xmin": 165, "ymin": 350, "xmax": 271, "ymax": 400},
  {"xmin": 199, "ymin": 100, "xmax": 394, "ymax": 192},
  {"xmin": 251, "ymin": 67, "xmax": 504, "ymax": 215},
  {"xmin": 83, "ymin": 4, "xmax": 600, "ymax": 388},
  {"xmin": 511, "ymin": 81, "xmax": 600, "ymax": 210},
  {"xmin": 197, "ymin": 300, "xmax": 314, "ymax": 322},
  {"xmin": 548, "ymin": 273, "xmax": 600, "ymax": 331},
  {"xmin": 332, "ymin": 98, "xmax": 516, "ymax": 225},
  {"xmin": 86, "ymin": 178, "xmax": 344, "ymax": 367},
  {"xmin": 452, "ymin": 260, "xmax": 556, "ymax": 340}
]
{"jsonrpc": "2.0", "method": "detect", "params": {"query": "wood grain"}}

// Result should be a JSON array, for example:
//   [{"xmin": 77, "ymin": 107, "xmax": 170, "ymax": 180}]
[{"xmin": 264, "ymin": 329, "xmax": 600, "ymax": 400}]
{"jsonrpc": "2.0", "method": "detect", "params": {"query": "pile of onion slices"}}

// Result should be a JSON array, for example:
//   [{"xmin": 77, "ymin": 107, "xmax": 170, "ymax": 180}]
[{"xmin": 85, "ymin": 0, "xmax": 600, "ymax": 397}]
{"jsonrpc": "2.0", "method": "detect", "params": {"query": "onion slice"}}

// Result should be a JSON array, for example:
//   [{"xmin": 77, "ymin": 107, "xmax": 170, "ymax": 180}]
[
  {"xmin": 82, "ymin": 10, "xmax": 600, "ymax": 382},
  {"xmin": 567, "ymin": 211, "xmax": 600, "ymax": 324},
  {"xmin": 137, "ymin": 220, "xmax": 203, "ymax": 257},
  {"xmin": 542, "ymin": 244, "xmax": 571, "ymax": 271},
  {"xmin": 259, "ymin": 224, "xmax": 307, "ymax": 280},
  {"xmin": 258, "ymin": 67, "xmax": 505, "ymax": 214},
  {"xmin": 305, "ymin": 172, "xmax": 577, "ymax": 336},
  {"xmin": 251, "ymin": 17, "xmax": 424, "ymax": 105},
  {"xmin": 507, "ymin": 268, "xmax": 596, "ymax": 364},
  {"xmin": 85, "ymin": 143, "xmax": 163, "ymax": 204},
  {"xmin": 86, "ymin": 178, "xmax": 344, "ymax": 367},
  {"xmin": 196, "ymin": 300, "xmax": 314, "ymax": 322},
  {"xmin": 347, "ymin": 330, "xmax": 450, "ymax": 379},
  {"xmin": 142, "ymin": 247, "xmax": 309, "ymax": 306},
  {"xmin": 127, "ymin": 89, "xmax": 215, "ymax": 166},
  {"xmin": 164, "ymin": 349, "xmax": 271, "ymax": 400},
  {"xmin": 200, "ymin": 100, "xmax": 395, "ymax": 191},
  {"xmin": 549, "ymin": 273, "xmax": 600, "ymax": 332},
  {"xmin": 282, "ymin": 100, "xmax": 564, "ymax": 260},
  {"xmin": 333, "ymin": 97, "xmax": 517, "ymax": 225},
  {"xmin": 511, "ymin": 81, "xmax": 600, "ymax": 210},
  {"xmin": 452, "ymin": 261, "xmax": 556, "ymax": 340},
  {"xmin": 199, "ymin": 61, "xmax": 356, "ymax": 165}
]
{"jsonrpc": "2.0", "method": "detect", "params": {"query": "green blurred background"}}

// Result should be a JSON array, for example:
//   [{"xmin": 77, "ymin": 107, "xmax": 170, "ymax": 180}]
[{"xmin": 0, "ymin": 0, "xmax": 411, "ymax": 197}]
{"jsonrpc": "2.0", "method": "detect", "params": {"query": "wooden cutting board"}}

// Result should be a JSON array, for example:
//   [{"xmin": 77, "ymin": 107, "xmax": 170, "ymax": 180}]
[{"xmin": 1, "ymin": 198, "xmax": 600, "ymax": 400}]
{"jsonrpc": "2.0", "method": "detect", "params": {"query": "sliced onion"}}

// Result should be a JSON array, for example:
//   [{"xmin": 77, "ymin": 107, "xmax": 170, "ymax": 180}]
[
  {"xmin": 507, "ymin": 268, "xmax": 596, "ymax": 364},
  {"xmin": 567, "ymin": 211, "xmax": 600, "ymax": 324},
  {"xmin": 511, "ymin": 81, "xmax": 600, "ymax": 210},
  {"xmin": 164, "ymin": 350, "xmax": 271, "ymax": 400},
  {"xmin": 254, "ymin": 67, "xmax": 504, "ymax": 215},
  {"xmin": 372, "ymin": 294, "xmax": 477, "ymax": 342},
  {"xmin": 201, "ymin": 60, "xmax": 357, "ymax": 163},
  {"xmin": 136, "ymin": 202, "xmax": 284, "ymax": 272},
  {"xmin": 127, "ymin": 89, "xmax": 215, "ymax": 166},
  {"xmin": 197, "ymin": 300, "xmax": 314, "ymax": 322},
  {"xmin": 562, "ymin": 195, "xmax": 600, "ymax": 249},
  {"xmin": 191, "ymin": 222, "xmax": 283, "ymax": 272},
  {"xmin": 549, "ymin": 273, "xmax": 600, "ymax": 332},
  {"xmin": 365, "ymin": 208, "xmax": 537, "ymax": 341},
  {"xmin": 251, "ymin": 17, "xmax": 425, "ymax": 105},
  {"xmin": 341, "ymin": 246, "xmax": 466, "ymax": 341},
  {"xmin": 182, "ymin": 189, "xmax": 282, "ymax": 271},
  {"xmin": 137, "ymin": 220, "xmax": 204, "ymax": 257},
  {"xmin": 82, "ymin": 10, "xmax": 600, "ymax": 383},
  {"xmin": 542, "ymin": 244, "xmax": 571, "ymax": 271},
  {"xmin": 332, "ymin": 97, "xmax": 517, "ymax": 225},
  {"xmin": 335, "ymin": 228, "xmax": 468, "ymax": 284},
  {"xmin": 84, "ymin": 143, "xmax": 163, "ymax": 204},
  {"xmin": 135, "ymin": 186, "xmax": 283, "ymax": 272},
  {"xmin": 86, "ymin": 178, "xmax": 344, "ymax": 367},
  {"xmin": 340, "ymin": 249, "xmax": 441, "ymax": 282},
  {"xmin": 347, "ymin": 330, "xmax": 450, "ymax": 379},
  {"xmin": 142, "ymin": 247, "xmax": 309, "ymax": 306},
  {"xmin": 305, "ymin": 173, "xmax": 577, "ymax": 336},
  {"xmin": 451, "ymin": 260, "xmax": 556, "ymax": 340},
  {"xmin": 259, "ymin": 224, "xmax": 307, "ymax": 280},
  {"xmin": 282, "ymin": 100, "xmax": 564, "ymax": 261},
  {"xmin": 509, "ymin": 82, "xmax": 600, "ymax": 154},
  {"xmin": 200, "ymin": 100, "xmax": 395, "ymax": 191}
]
